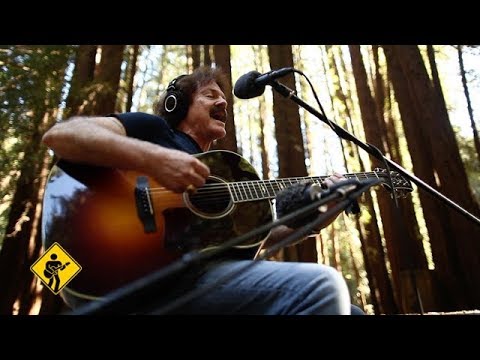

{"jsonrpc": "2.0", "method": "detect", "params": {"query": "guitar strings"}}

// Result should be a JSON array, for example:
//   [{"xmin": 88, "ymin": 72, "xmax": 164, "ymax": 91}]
[
  {"xmin": 144, "ymin": 172, "xmax": 402, "ymax": 205},
  {"xmin": 146, "ymin": 171, "xmax": 389, "ymax": 195}
]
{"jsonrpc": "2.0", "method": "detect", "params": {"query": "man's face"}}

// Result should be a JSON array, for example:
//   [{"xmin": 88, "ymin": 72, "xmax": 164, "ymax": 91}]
[{"xmin": 181, "ymin": 81, "xmax": 228, "ymax": 142}]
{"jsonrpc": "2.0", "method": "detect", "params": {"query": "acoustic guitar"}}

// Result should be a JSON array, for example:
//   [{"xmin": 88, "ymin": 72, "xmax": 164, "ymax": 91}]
[{"xmin": 42, "ymin": 150, "xmax": 412, "ymax": 302}]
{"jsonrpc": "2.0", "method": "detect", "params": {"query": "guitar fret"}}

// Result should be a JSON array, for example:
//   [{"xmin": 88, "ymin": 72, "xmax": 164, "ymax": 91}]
[
  {"xmin": 267, "ymin": 181, "xmax": 275, "ymax": 195},
  {"xmin": 276, "ymin": 180, "xmax": 285, "ymax": 191},
  {"xmin": 251, "ymin": 181, "xmax": 260, "ymax": 199},
  {"xmin": 245, "ymin": 182, "xmax": 254, "ymax": 200},
  {"xmin": 302, "ymin": 177, "xmax": 311, "ymax": 185},
  {"xmin": 315, "ymin": 177, "xmax": 325, "ymax": 187},
  {"xmin": 272, "ymin": 180, "xmax": 278, "ymax": 192},
  {"xmin": 267, "ymin": 181, "xmax": 276, "ymax": 197},
  {"xmin": 231, "ymin": 183, "xmax": 238, "ymax": 202},
  {"xmin": 259, "ymin": 182, "xmax": 269, "ymax": 197},
  {"xmin": 228, "ymin": 183, "xmax": 239, "ymax": 202},
  {"xmin": 234, "ymin": 183, "xmax": 244, "ymax": 201},
  {"xmin": 258, "ymin": 181, "xmax": 267, "ymax": 197},
  {"xmin": 239, "ymin": 182, "xmax": 247, "ymax": 199},
  {"xmin": 243, "ymin": 182, "xmax": 250, "ymax": 199},
  {"xmin": 276, "ymin": 180, "xmax": 284, "ymax": 193},
  {"xmin": 239, "ymin": 182, "xmax": 248, "ymax": 200}
]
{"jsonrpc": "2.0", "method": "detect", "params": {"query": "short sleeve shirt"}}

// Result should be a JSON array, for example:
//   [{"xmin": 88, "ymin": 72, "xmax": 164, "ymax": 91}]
[{"xmin": 110, "ymin": 112, "xmax": 202, "ymax": 154}]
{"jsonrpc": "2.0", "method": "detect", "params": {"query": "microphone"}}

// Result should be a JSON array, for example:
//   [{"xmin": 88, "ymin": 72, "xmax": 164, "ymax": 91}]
[
  {"xmin": 234, "ymin": 67, "xmax": 294, "ymax": 99},
  {"xmin": 276, "ymin": 179, "xmax": 363, "ymax": 229},
  {"xmin": 275, "ymin": 182, "xmax": 323, "ymax": 229}
]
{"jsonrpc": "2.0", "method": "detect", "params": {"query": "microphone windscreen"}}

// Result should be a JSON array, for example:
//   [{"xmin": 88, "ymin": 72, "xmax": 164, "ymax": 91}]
[
  {"xmin": 276, "ymin": 182, "xmax": 318, "ymax": 228},
  {"xmin": 233, "ymin": 71, "xmax": 265, "ymax": 99}
]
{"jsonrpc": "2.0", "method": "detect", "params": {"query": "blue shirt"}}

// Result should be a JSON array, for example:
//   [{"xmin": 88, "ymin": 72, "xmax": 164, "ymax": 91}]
[
  {"xmin": 110, "ymin": 112, "xmax": 257, "ymax": 260},
  {"xmin": 111, "ymin": 112, "xmax": 202, "ymax": 154}
]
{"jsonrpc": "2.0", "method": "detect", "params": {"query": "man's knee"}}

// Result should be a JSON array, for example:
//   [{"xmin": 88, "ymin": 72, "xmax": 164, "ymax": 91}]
[{"xmin": 309, "ymin": 264, "xmax": 351, "ymax": 314}]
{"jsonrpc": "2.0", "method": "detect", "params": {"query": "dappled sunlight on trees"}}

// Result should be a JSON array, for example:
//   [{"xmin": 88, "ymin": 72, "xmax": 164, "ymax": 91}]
[{"xmin": 1, "ymin": 45, "xmax": 480, "ymax": 314}]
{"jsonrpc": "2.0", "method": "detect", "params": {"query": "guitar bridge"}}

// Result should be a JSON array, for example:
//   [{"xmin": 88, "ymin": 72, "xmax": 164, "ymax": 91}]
[{"xmin": 135, "ymin": 176, "xmax": 157, "ymax": 233}]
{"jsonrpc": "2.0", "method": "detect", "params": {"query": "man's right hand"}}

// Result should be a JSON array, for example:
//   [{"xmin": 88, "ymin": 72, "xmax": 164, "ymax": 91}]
[
  {"xmin": 148, "ymin": 148, "xmax": 210, "ymax": 193},
  {"xmin": 43, "ymin": 116, "xmax": 211, "ymax": 194}
]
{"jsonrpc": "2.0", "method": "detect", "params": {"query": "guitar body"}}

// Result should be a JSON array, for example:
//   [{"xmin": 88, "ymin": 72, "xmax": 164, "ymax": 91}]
[{"xmin": 42, "ymin": 150, "xmax": 273, "ymax": 303}]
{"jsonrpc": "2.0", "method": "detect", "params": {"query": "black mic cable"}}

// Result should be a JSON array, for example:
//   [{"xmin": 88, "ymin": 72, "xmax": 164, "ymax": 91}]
[
  {"xmin": 66, "ymin": 180, "xmax": 358, "ymax": 315},
  {"xmin": 149, "ymin": 179, "xmax": 379, "ymax": 315}
]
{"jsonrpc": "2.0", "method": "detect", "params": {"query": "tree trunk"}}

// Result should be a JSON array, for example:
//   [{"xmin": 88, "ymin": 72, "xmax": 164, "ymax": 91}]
[
  {"xmin": 0, "ymin": 115, "xmax": 52, "ymax": 314},
  {"xmin": 126, "ymin": 45, "xmax": 139, "ymax": 112},
  {"xmin": 376, "ymin": 46, "xmax": 435, "ymax": 312},
  {"xmin": 268, "ymin": 45, "xmax": 307, "ymax": 178},
  {"xmin": 212, "ymin": 45, "xmax": 237, "ymax": 152},
  {"xmin": 0, "ymin": 46, "xmax": 70, "ymax": 314},
  {"xmin": 192, "ymin": 45, "xmax": 201, "ymax": 69},
  {"xmin": 87, "ymin": 45, "xmax": 125, "ymax": 115},
  {"xmin": 350, "ymin": 45, "xmax": 428, "ymax": 313},
  {"xmin": 204, "ymin": 45, "xmax": 211, "ymax": 66},
  {"xmin": 327, "ymin": 45, "xmax": 397, "ymax": 314},
  {"xmin": 384, "ymin": 45, "xmax": 480, "ymax": 310},
  {"xmin": 268, "ymin": 45, "xmax": 316, "ymax": 262},
  {"xmin": 348, "ymin": 238, "xmax": 367, "ymax": 311},
  {"xmin": 330, "ymin": 226, "xmax": 341, "ymax": 271},
  {"xmin": 253, "ymin": 45, "xmax": 270, "ymax": 180},
  {"xmin": 64, "ymin": 45, "xmax": 97, "ymax": 118}
]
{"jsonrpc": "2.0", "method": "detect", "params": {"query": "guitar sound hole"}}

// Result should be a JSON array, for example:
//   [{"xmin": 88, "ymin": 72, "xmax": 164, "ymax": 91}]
[{"xmin": 187, "ymin": 177, "xmax": 233, "ymax": 217}]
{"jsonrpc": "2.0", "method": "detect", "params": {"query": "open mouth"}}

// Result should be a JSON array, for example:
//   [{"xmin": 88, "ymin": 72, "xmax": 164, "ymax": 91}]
[{"xmin": 210, "ymin": 109, "xmax": 227, "ymax": 123}]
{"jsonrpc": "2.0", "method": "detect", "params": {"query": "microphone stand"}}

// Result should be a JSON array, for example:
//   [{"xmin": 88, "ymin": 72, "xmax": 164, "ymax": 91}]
[
  {"xmin": 66, "ymin": 180, "xmax": 366, "ymax": 315},
  {"xmin": 151, "ymin": 179, "xmax": 378, "ymax": 315},
  {"xmin": 268, "ymin": 80, "xmax": 480, "ymax": 227}
]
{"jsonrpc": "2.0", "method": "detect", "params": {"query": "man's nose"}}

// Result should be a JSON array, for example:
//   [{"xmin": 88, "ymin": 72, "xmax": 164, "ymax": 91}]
[{"xmin": 215, "ymin": 97, "xmax": 227, "ymax": 108}]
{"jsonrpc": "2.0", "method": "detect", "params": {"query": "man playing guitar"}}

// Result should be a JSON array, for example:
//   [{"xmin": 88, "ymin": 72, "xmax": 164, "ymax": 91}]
[{"xmin": 42, "ymin": 66, "xmax": 357, "ymax": 315}]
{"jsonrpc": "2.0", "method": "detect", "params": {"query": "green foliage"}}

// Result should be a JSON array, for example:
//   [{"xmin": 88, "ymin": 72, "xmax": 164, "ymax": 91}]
[{"xmin": 0, "ymin": 45, "xmax": 75, "ymax": 244}]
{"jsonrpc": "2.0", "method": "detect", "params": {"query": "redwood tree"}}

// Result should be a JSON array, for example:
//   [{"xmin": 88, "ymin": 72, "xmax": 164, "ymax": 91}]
[
  {"xmin": 268, "ymin": 45, "xmax": 316, "ymax": 262},
  {"xmin": 384, "ymin": 45, "xmax": 480, "ymax": 310}
]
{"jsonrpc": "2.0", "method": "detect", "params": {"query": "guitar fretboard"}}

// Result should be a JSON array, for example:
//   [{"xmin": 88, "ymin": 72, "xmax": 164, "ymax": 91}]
[{"xmin": 227, "ymin": 172, "xmax": 380, "ymax": 203}]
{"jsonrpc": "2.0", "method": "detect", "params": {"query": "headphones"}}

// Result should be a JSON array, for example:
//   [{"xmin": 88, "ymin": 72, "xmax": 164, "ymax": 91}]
[{"xmin": 164, "ymin": 74, "xmax": 188, "ymax": 127}]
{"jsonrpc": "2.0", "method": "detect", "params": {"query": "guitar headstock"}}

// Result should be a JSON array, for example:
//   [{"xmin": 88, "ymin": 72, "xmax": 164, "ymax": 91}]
[{"xmin": 373, "ymin": 168, "xmax": 413, "ymax": 198}]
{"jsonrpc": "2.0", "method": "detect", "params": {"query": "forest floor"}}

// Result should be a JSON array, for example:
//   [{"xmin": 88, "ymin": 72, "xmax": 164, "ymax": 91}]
[{"xmin": 408, "ymin": 310, "xmax": 480, "ymax": 315}]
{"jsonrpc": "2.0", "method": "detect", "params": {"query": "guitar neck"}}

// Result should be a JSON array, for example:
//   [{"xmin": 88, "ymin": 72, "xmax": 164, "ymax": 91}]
[{"xmin": 227, "ymin": 171, "xmax": 381, "ymax": 203}]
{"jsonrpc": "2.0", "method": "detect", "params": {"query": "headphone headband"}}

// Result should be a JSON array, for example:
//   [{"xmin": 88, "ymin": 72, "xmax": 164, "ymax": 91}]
[{"xmin": 167, "ymin": 74, "xmax": 188, "ymax": 91}]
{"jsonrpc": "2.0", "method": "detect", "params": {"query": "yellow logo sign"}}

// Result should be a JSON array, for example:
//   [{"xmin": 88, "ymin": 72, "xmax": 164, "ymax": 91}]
[{"xmin": 31, "ymin": 242, "xmax": 82, "ymax": 295}]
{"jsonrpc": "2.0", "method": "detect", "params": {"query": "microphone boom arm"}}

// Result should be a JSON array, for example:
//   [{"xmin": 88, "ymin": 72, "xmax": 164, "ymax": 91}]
[{"xmin": 269, "ymin": 80, "xmax": 480, "ymax": 227}]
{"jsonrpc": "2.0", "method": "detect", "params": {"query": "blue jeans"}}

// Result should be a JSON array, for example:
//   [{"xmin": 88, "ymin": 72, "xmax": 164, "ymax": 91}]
[{"xmin": 150, "ymin": 259, "xmax": 353, "ymax": 315}]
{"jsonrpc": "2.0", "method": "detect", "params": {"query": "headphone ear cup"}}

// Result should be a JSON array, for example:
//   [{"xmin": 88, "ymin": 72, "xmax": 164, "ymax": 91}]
[{"xmin": 164, "ymin": 76, "xmax": 189, "ymax": 127}]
